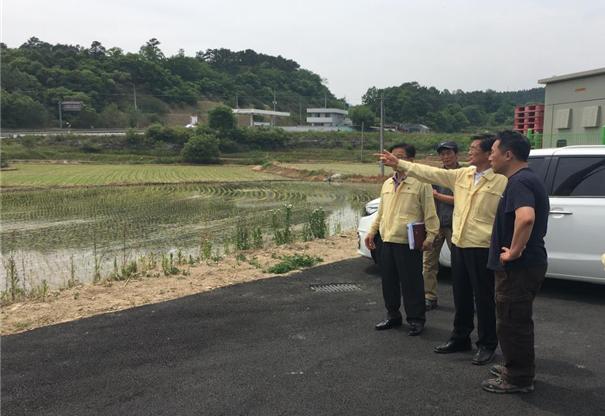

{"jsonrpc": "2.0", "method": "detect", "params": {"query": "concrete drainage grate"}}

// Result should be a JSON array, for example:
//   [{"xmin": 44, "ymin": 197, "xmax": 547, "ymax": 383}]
[{"xmin": 309, "ymin": 283, "xmax": 362, "ymax": 293}]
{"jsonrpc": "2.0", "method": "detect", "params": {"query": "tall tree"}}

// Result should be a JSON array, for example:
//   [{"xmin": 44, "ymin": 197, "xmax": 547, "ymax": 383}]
[
  {"xmin": 208, "ymin": 105, "xmax": 236, "ymax": 131},
  {"xmin": 139, "ymin": 38, "xmax": 165, "ymax": 61},
  {"xmin": 348, "ymin": 105, "xmax": 376, "ymax": 128}
]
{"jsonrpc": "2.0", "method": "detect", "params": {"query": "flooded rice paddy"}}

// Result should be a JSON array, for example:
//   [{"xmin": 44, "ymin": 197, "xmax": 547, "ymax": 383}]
[{"xmin": 1, "ymin": 181, "xmax": 380, "ymax": 288}]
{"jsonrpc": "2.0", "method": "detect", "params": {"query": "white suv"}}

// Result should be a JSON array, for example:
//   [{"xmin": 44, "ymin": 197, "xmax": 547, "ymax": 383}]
[{"xmin": 357, "ymin": 146, "xmax": 605, "ymax": 284}]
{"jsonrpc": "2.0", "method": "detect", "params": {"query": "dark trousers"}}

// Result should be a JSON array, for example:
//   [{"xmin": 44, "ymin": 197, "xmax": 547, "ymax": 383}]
[
  {"xmin": 496, "ymin": 264, "xmax": 547, "ymax": 386},
  {"xmin": 380, "ymin": 242, "xmax": 425, "ymax": 325},
  {"xmin": 450, "ymin": 245, "xmax": 497, "ymax": 350}
]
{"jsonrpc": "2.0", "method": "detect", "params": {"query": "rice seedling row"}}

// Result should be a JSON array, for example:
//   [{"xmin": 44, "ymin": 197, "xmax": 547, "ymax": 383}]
[
  {"xmin": 1, "ymin": 163, "xmax": 286, "ymax": 188},
  {"xmin": 1, "ymin": 181, "xmax": 380, "ymax": 292}
]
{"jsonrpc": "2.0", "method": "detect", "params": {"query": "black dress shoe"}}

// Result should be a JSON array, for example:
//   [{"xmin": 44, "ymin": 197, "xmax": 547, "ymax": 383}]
[
  {"xmin": 375, "ymin": 317, "xmax": 403, "ymax": 330},
  {"xmin": 425, "ymin": 299, "xmax": 438, "ymax": 311},
  {"xmin": 490, "ymin": 364, "xmax": 505, "ymax": 377},
  {"xmin": 433, "ymin": 339, "xmax": 472, "ymax": 354},
  {"xmin": 408, "ymin": 323, "xmax": 424, "ymax": 336},
  {"xmin": 472, "ymin": 347, "xmax": 496, "ymax": 365}
]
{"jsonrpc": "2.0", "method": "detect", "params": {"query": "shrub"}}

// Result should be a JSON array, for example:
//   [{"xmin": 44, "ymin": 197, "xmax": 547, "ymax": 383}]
[
  {"xmin": 98, "ymin": 103, "xmax": 128, "ymax": 128},
  {"xmin": 146, "ymin": 123, "xmax": 191, "ymax": 145},
  {"xmin": 181, "ymin": 133, "xmax": 220, "ymax": 164},
  {"xmin": 218, "ymin": 137, "xmax": 241, "ymax": 153},
  {"xmin": 125, "ymin": 128, "xmax": 146, "ymax": 148},
  {"xmin": 208, "ymin": 105, "xmax": 236, "ymax": 131},
  {"xmin": 267, "ymin": 254, "xmax": 323, "ymax": 274},
  {"xmin": 238, "ymin": 127, "xmax": 288, "ymax": 150},
  {"xmin": 80, "ymin": 141, "xmax": 101, "ymax": 153}
]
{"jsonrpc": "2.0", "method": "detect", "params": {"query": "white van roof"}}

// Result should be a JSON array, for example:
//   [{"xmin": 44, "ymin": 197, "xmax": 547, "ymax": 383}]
[{"xmin": 531, "ymin": 145, "xmax": 605, "ymax": 157}]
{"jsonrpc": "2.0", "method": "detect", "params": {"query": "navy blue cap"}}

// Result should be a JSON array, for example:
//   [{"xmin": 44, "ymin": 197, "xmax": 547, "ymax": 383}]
[{"xmin": 436, "ymin": 141, "xmax": 459, "ymax": 153}]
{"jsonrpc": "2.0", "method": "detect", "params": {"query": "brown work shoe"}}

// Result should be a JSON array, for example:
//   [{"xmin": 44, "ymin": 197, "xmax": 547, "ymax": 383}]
[{"xmin": 481, "ymin": 377, "xmax": 534, "ymax": 394}]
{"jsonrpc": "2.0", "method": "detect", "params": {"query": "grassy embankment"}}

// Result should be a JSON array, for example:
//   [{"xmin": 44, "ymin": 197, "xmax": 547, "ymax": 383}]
[{"xmin": 0, "ymin": 131, "xmax": 472, "ymax": 165}]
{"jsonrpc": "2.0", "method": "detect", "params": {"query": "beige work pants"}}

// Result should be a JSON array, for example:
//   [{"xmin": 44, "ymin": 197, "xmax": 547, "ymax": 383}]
[{"xmin": 422, "ymin": 227, "xmax": 452, "ymax": 301}]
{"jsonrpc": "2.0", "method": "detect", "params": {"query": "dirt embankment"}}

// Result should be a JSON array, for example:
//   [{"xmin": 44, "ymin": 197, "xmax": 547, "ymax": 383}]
[
  {"xmin": 1, "ymin": 233, "xmax": 362, "ymax": 335},
  {"xmin": 256, "ymin": 157, "xmax": 446, "ymax": 184},
  {"xmin": 256, "ymin": 164, "xmax": 388, "ymax": 184}
]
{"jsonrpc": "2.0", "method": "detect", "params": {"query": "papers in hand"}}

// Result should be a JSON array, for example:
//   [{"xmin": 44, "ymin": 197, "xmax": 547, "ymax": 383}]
[{"xmin": 407, "ymin": 222, "xmax": 426, "ymax": 250}]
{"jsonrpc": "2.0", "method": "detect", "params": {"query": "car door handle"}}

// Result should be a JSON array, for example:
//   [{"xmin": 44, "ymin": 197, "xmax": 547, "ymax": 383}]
[{"xmin": 549, "ymin": 210, "xmax": 573, "ymax": 215}]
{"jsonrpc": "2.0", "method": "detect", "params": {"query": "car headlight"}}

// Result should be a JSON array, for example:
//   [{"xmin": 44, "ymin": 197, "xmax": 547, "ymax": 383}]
[{"xmin": 364, "ymin": 204, "xmax": 379, "ymax": 216}]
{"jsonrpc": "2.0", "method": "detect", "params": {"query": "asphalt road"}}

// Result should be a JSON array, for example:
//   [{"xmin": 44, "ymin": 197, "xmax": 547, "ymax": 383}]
[
  {"xmin": 2, "ymin": 258, "xmax": 605, "ymax": 416},
  {"xmin": 0, "ymin": 129, "xmax": 136, "ymax": 138}
]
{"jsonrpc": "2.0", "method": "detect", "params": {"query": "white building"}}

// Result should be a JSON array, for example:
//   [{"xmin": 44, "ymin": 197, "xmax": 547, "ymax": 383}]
[
  {"xmin": 306, "ymin": 108, "xmax": 351, "ymax": 127},
  {"xmin": 232, "ymin": 108, "xmax": 290, "ymax": 127}
]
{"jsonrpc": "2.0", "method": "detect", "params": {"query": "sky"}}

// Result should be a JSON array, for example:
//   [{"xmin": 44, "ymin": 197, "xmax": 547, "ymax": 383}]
[{"xmin": 2, "ymin": 0, "xmax": 604, "ymax": 104}]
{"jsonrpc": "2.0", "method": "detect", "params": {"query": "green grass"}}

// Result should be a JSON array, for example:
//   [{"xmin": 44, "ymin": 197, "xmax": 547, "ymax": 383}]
[
  {"xmin": 225, "ymin": 133, "xmax": 472, "ymax": 164},
  {"xmin": 267, "ymin": 254, "xmax": 323, "ymax": 274},
  {"xmin": 1, "ymin": 132, "xmax": 475, "ymax": 165},
  {"xmin": 0, "ymin": 142, "xmax": 181, "ymax": 164},
  {"xmin": 1, "ymin": 163, "xmax": 286, "ymax": 188}
]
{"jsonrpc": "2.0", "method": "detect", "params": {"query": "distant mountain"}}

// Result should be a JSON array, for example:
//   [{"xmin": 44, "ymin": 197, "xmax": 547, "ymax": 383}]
[{"xmin": 1, "ymin": 37, "xmax": 544, "ymax": 131}]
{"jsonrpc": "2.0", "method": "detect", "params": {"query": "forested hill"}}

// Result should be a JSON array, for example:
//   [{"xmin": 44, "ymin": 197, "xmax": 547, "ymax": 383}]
[
  {"xmin": 361, "ymin": 83, "xmax": 544, "ymax": 132},
  {"xmin": 0, "ymin": 38, "xmax": 340, "ymax": 128},
  {"xmin": 1, "ymin": 37, "xmax": 544, "ymax": 131}
]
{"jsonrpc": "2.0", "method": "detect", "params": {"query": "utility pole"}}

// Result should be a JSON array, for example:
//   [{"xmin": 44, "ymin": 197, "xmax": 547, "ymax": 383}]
[
  {"xmin": 235, "ymin": 94, "xmax": 239, "ymax": 109},
  {"xmin": 299, "ymin": 98, "xmax": 302, "ymax": 126},
  {"xmin": 380, "ymin": 93, "xmax": 384, "ymax": 176},
  {"xmin": 133, "ymin": 84, "xmax": 138, "ymax": 128},
  {"xmin": 272, "ymin": 89, "xmax": 277, "ymax": 127},
  {"xmin": 360, "ymin": 121, "xmax": 365, "ymax": 162},
  {"xmin": 324, "ymin": 93, "xmax": 327, "ymax": 108},
  {"xmin": 133, "ymin": 84, "xmax": 138, "ymax": 112},
  {"xmin": 58, "ymin": 101, "xmax": 63, "ymax": 128}
]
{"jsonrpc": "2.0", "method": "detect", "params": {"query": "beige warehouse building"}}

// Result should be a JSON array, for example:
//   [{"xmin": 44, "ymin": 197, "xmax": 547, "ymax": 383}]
[{"xmin": 539, "ymin": 67, "xmax": 605, "ymax": 147}]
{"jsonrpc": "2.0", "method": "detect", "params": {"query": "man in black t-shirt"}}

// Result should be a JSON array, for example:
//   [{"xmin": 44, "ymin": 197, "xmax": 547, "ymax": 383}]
[{"xmin": 482, "ymin": 130, "xmax": 550, "ymax": 394}]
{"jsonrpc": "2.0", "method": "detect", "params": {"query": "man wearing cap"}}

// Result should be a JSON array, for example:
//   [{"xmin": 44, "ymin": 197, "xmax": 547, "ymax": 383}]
[
  {"xmin": 378, "ymin": 134, "xmax": 507, "ymax": 366},
  {"xmin": 423, "ymin": 141, "xmax": 459, "ymax": 311}
]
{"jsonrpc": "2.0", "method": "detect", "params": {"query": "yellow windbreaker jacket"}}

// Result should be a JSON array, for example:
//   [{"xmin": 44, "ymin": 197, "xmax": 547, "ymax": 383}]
[
  {"xmin": 396, "ymin": 160, "xmax": 507, "ymax": 248},
  {"xmin": 369, "ymin": 175, "xmax": 439, "ymax": 245}
]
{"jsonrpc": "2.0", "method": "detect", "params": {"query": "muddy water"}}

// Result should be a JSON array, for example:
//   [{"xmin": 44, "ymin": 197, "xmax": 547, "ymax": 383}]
[{"xmin": 1, "ymin": 182, "xmax": 380, "ymax": 288}]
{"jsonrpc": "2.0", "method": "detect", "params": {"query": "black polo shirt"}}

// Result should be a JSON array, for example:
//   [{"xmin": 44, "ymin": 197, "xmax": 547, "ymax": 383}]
[{"xmin": 488, "ymin": 167, "xmax": 550, "ymax": 271}]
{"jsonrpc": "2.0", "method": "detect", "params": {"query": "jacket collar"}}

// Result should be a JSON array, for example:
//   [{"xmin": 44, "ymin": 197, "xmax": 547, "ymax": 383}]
[
  {"xmin": 467, "ymin": 166, "xmax": 497, "ymax": 181},
  {"xmin": 389, "ymin": 174, "xmax": 414, "ymax": 189}
]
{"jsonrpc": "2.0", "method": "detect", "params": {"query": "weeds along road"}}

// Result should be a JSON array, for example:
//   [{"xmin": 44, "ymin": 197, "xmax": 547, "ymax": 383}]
[{"xmin": 2, "ymin": 257, "xmax": 605, "ymax": 416}]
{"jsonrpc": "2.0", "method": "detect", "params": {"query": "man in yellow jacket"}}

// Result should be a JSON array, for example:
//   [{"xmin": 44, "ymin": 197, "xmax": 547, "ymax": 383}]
[
  {"xmin": 379, "ymin": 134, "xmax": 507, "ymax": 364},
  {"xmin": 365, "ymin": 143, "xmax": 439, "ymax": 336}
]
